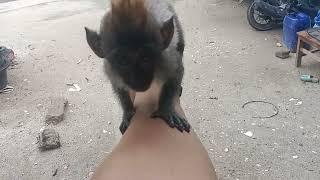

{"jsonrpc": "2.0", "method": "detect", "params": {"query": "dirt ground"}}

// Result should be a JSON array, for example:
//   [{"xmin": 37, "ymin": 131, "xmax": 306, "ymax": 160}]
[{"xmin": 1, "ymin": 0, "xmax": 320, "ymax": 179}]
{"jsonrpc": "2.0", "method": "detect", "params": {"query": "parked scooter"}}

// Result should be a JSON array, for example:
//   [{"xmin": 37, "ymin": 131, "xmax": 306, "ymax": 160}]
[{"xmin": 247, "ymin": 0, "xmax": 318, "ymax": 31}]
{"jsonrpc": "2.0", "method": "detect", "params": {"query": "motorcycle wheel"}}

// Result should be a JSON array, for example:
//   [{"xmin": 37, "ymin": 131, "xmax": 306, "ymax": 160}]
[{"xmin": 247, "ymin": 2, "xmax": 273, "ymax": 31}]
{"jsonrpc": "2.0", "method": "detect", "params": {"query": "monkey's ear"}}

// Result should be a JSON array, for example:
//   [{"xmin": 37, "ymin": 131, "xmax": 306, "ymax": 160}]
[
  {"xmin": 160, "ymin": 17, "xmax": 174, "ymax": 50},
  {"xmin": 85, "ymin": 27, "xmax": 105, "ymax": 58}
]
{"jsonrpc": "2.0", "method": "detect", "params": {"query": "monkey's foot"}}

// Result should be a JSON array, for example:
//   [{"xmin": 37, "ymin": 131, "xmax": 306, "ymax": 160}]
[
  {"xmin": 119, "ymin": 111, "xmax": 135, "ymax": 135},
  {"xmin": 151, "ymin": 110, "xmax": 191, "ymax": 133}
]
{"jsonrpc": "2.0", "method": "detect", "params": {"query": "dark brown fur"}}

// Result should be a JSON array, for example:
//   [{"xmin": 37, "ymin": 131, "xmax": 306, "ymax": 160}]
[{"xmin": 85, "ymin": 0, "xmax": 190, "ymax": 134}]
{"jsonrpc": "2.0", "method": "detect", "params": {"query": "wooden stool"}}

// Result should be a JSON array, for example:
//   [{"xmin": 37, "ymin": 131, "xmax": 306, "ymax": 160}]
[{"xmin": 296, "ymin": 30, "xmax": 320, "ymax": 67}]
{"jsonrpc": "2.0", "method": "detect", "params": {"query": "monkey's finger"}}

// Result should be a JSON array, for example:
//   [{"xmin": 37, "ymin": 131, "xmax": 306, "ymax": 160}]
[
  {"xmin": 151, "ymin": 112, "xmax": 175, "ymax": 128},
  {"xmin": 173, "ymin": 116, "xmax": 184, "ymax": 132},
  {"xmin": 167, "ymin": 115, "xmax": 176, "ymax": 128},
  {"xmin": 181, "ymin": 119, "xmax": 191, "ymax": 133},
  {"xmin": 181, "ymin": 118, "xmax": 191, "ymax": 132}
]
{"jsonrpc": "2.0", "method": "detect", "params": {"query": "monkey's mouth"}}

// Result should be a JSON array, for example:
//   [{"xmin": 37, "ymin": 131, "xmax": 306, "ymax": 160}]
[
  {"xmin": 127, "ymin": 80, "xmax": 152, "ymax": 92},
  {"xmin": 129, "ymin": 83, "xmax": 151, "ymax": 92}
]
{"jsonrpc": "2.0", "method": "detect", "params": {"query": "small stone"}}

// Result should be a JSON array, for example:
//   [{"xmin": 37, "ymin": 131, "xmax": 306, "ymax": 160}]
[
  {"xmin": 88, "ymin": 171, "xmax": 94, "ymax": 178},
  {"xmin": 38, "ymin": 129, "xmax": 61, "ymax": 151},
  {"xmin": 224, "ymin": 148, "xmax": 229, "ymax": 152},
  {"xmin": 244, "ymin": 131, "xmax": 253, "ymax": 137},
  {"xmin": 52, "ymin": 169, "xmax": 58, "ymax": 176},
  {"xmin": 17, "ymin": 121, "xmax": 24, "ymax": 127},
  {"xmin": 275, "ymin": 50, "xmax": 290, "ymax": 59},
  {"xmin": 45, "ymin": 97, "xmax": 68, "ymax": 125},
  {"xmin": 107, "ymin": 121, "xmax": 112, "ymax": 125},
  {"xmin": 209, "ymin": 97, "xmax": 218, "ymax": 100},
  {"xmin": 63, "ymin": 165, "xmax": 68, "ymax": 169}
]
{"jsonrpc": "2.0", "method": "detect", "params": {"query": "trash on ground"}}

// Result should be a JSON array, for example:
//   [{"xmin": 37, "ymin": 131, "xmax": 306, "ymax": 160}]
[
  {"xmin": 289, "ymin": 98, "xmax": 299, "ymax": 101},
  {"xmin": 0, "ymin": 85, "xmax": 13, "ymax": 94},
  {"xmin": 67, "ymin": 83, "xmax": 82, "ymax": 92},
  {"xmin": 0, "ymin": 46, "xmax": 15, "ymax": 62},
  {"xmin": 77, "ymin": 59, "xmax": 83, "ymax": 64},
  {"xmin": 292, "ymin": 155, "xmax": 299, "ymax": 159},
  {"xmin": 209, "ymin": 96, "xmax": 218, "ymax": 100},
  {"xmin": 0, "ymin": 46, "xmax": 12, "ymax": 90},
  {"xmin": 295, "ymin": 101, "xmax": 303, "ymax": 106},
  {"xmin": 276, "ymin": 42, "xmax": 283, "ymax": 47},
  {"xmin": 300, "ymin": 75, "xmax": 319, "ymax": 83},
  {"xmin": 224, "ymin": 148, "xmax": 229, "ymax": 152},
  {"xmin": 244, "ymin": 131, "xmax": 253, "ymax": 137},
  {"xmin": 38, "ymin": 128, "xmax": 61, "ymax": 151},
  {"xmin": 45, "ymin": 97, "xmax": 68, "ymax": 125},
  {"xmin": 242, "ymin": 101, "xmax": 279, "ymax": 119},
  {"xmin": 88, "ymin": 171, "xmax": 94, "ymax": 178},
  {"xmin": 275, "ymin": 50, "xmax": 290, "ymax": 59}
]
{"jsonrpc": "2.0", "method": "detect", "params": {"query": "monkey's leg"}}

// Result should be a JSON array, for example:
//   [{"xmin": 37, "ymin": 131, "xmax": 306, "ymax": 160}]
[
  {"xmin": 115, "ymin": 88, "xmax": 135, "ymax": 134},
  {"xmin": 151, "ymin": 79, "xmax": 191, "ymax": 133}
]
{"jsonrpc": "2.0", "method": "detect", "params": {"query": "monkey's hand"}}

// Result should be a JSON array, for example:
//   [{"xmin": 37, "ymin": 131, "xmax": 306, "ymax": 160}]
[
  {"xmin": 120, "ymin": 110, "xmax": 136, "ymax": 134},
  {"xmin": 151, "ymin": 109, "xmax": 190, "ymax": 133}
]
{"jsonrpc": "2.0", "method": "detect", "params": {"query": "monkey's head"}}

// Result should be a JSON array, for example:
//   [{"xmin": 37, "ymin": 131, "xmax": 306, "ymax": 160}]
[{"xmin": 85, "ymin": 0, "xmax": 174, "ymax": 91}]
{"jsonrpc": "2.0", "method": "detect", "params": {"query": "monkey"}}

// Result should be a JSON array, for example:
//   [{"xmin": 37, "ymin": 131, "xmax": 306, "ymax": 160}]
[{"xmin": 85, "ymin": 0, "xmax": 190, "ymax": 134}]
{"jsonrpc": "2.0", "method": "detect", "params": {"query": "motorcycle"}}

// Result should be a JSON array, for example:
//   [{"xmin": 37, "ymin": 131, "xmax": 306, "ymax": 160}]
[{"xmin": 247, "ymin": 0, "xmax": 318, "ymax": 31}]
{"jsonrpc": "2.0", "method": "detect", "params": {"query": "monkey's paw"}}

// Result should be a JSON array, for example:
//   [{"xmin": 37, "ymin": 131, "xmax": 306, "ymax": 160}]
[
  {"xmin": 151, "ymin": 110, "xmax": 191, "ymax": 133},
  {"xmin": 120, "ymin": 111, "xmax": 135, "ymax": 135}
]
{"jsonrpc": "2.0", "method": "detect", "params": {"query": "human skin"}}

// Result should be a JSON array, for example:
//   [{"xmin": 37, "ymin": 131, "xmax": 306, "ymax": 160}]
[{"xmin": 92, "ymin": 83, "xmax": 218, "ymax": 180}]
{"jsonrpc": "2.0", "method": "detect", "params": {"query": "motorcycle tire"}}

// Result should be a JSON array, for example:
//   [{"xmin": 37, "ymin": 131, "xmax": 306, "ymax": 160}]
[{"xmin": 247, "ymin": 2, "xmax": 273, "ymax": 31}]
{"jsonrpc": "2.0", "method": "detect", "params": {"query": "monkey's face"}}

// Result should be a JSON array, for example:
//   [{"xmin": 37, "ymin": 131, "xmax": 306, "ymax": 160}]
[{"xmin": 108, "ymin": 45, "xmax": 160, "ymax": 92}]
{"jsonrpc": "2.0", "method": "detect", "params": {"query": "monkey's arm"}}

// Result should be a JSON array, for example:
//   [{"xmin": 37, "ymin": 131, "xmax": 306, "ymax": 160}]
[
  {"xmin": 114, "ymin": 87, "xmax": 136, "ymax": 134},
  {"xmin": 151, "ymin": 78, "xmax": 191, "ymax": 132}
]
